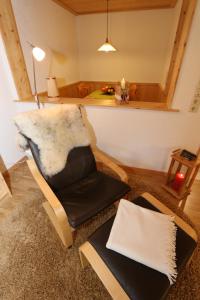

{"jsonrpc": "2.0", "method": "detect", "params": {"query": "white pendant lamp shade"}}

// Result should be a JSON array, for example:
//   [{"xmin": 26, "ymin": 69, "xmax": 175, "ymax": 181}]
[
  {"xmin": 32, "ymin": 47, "xmax": 46, "ymax": 61},
  {"xmin": 98, "ymin": 38, "xmax": 117, "ymax": 52},
  {"xmin": 98, "ymin": 0, "xmax": 117, "ymax": 53}
]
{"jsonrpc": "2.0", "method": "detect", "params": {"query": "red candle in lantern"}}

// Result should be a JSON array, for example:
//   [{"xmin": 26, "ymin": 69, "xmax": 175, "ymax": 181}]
[{"xmin": 172, "ymin": 172, "xmax": 185, "ymax": 191}]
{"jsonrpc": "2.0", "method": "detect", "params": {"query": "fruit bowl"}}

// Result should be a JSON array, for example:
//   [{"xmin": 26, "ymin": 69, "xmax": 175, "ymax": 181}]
[{"xmin": 101, "ymin": 86, "xmax": 115, "ymax": 95}]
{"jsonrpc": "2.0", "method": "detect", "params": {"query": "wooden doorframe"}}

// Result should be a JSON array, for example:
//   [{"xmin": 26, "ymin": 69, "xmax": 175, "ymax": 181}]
[
  {"xmin": 164, "ymin": 0, "xmax": 197, "ymax": 107},
  {"xmin": 0, "ymin": 0, "xmax": 197, "ymax": 106}
]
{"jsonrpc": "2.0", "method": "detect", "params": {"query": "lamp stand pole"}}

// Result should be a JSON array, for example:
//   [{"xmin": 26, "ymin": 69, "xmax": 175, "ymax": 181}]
[{"xmin": 32, "ymin": 54, "xmax": 40, "ymax": 109}]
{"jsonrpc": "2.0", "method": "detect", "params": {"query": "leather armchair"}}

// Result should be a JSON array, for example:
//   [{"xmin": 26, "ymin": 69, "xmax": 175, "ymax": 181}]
[{"xmin": 27, "ymin": 140, "xmax": 130, "ymax": 248}]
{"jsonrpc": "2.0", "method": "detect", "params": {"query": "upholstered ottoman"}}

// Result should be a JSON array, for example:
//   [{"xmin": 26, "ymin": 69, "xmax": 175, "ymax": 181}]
[{"xmin": 79, "ymin": 193, "xmax": 197, "ymax": 300}]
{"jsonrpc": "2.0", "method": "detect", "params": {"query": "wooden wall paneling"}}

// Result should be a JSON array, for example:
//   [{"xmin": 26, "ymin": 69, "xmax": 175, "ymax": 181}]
[
  {"xmin": 77, "ymin": 82, "xmax": 92, "ymax": 98},
  {"xmin": 30, "ymin": 81, "xmax": 165, "ymax": 102},
  {"xmin": 78, "ymin": 81, "xmax": 164, "ymax": 102},
  {"xmin": 134, "ymin": 83, "xmax": 165, "ymax": 102},
  {"xmin": 59, "ymin": 82, "xmax": 81, "ymax": 98},
  {"xmin": 0, "ymin": 0, "xmax": 32, "ymax": 99},
  {"xmin": 80, "ymin": 81, "xmax": 115, "ymax": 92},
  {"xmin": 164, "ymin": 0, "xmax": 197, "ymax": 107},
  {"xmin": 32, "ymin": 80, "xmax": 174, "ymax": 107},
  {"xmin": 38, "ymin": 81, "xmax": 88, "ymax": 99}
]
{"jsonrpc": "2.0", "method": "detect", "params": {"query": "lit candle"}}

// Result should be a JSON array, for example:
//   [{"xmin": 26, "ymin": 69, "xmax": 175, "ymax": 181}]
[
  {"xmin": 121, "ymin": 77, "xmax": 126, "ymax": 89},
  {"xmin": 172, "ymin": 172, "xmax": 185, "ymax": 192}
]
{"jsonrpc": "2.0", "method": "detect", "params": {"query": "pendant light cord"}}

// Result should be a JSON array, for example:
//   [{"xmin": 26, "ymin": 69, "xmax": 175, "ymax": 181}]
[{"xmin": 98, "ymin": 0, "xmax": 116, "ymax": 51}]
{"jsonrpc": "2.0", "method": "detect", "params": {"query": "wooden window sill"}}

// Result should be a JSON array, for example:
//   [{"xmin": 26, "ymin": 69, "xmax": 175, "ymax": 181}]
[{"xmin": 15, "ymin": 97, "xmax": 179, "ymax": 112}]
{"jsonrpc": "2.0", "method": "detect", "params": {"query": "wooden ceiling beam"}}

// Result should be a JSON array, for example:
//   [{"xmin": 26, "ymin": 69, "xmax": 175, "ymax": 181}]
[
  {"xmin": 52, "ymin": 0, "xmax": 178, "ymax": 15},
  {"xmin": 0, "ymin": 0, "xmax": 32, "ymax": 99}
]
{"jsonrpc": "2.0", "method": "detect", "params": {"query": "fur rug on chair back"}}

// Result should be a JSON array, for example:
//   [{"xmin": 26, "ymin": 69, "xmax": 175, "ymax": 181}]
[{"xmin": 14, "ymin": 105, "xmax": 90, "ymax": 176}]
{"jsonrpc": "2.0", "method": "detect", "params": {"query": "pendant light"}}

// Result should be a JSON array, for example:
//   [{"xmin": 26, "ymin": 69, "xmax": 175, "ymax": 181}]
[{"xmin": 98, "ymin": 0, "xmax": 117, "ymax": 52}]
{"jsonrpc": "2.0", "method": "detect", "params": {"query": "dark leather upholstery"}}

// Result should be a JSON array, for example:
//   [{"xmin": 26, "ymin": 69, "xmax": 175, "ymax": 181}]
[
  {"xmin": 27, "ymin": 138, "xmax": 131, "ymax": 228},
  {"xmin": 88, "ymin": 196, "xmax": 197, "ymax": 300},
  {"xmin": 28, "ymin": 139, "xmax": 97, "ymax": 191},
  {"xmin": 56, "ymin": 171, "xmax": 130, "ymax": 228}
]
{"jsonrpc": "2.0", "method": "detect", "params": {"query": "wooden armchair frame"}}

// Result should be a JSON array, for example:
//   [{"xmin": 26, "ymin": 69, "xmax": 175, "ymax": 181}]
[
  {"xmin": 79, "ymin": 192, "xmax": 198, "ymax": 300},
  {"xmin": 27, "ymin": 148, "xmax": 129, "ymax": 248}
]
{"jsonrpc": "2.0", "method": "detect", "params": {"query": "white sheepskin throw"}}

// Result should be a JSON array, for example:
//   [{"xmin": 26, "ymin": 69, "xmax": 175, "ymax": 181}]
[{"xmin": 14, "ymin": 105, "xmax": 90, "ymax": 176}]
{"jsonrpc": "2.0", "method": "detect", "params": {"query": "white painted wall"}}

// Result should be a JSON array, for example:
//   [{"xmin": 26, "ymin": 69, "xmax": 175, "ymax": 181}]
[
  {"xmin": 76, "ymin": 3, "xmax": 181, "ymax": 84},
  {"xmin": 84, "ymin": 0, "xmax": 200, "ymax": 171},
  {"xmin": 11, "ymin": 0, "xmax": 80, "ymax": 91},
  {"xmin": 0, "ymin": 36, "xmax": 23, "ymax": 169}
]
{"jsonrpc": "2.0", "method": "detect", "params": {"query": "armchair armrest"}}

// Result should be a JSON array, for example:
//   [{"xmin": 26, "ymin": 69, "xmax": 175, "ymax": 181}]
[
  {"xmin": 92, "ymin": 148, "xmax": 129, "ymax": 184},
  {"xmin": 27, "ymin": 159, "xmax": 73, "ymax": 247},
  {"xmin": 142, "ymin": 192, "xmax": 198, "ymax": 242},
  {"xmin": 27, "ymin": 159, "xmax": 63, "ymax": 211}
]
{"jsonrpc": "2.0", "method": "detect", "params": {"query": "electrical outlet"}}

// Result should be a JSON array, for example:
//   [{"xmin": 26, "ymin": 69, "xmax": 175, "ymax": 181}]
[{"xmin": 189, "ymin": 81, "xmax": 200, "ymax": 112}]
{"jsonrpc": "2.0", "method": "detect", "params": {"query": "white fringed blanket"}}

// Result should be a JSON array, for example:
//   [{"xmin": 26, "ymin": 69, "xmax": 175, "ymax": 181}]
[
  {"xmin": 14, "ymin": 105, "xmax": 90, "ymax": 176},
  {"xmin": 106, "ymin": 199, "xmax": 177, "ymax": 284}
]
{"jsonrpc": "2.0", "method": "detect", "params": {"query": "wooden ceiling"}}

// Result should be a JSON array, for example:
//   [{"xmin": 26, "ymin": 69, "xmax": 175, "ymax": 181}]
[{"xmin": 52, "ymin": 0, "xmax": 178, "ymax": 15}]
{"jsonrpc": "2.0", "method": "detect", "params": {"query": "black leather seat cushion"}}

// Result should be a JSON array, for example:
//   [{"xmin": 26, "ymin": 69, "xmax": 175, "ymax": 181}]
[
  {"xmin": 56, "ymin": 171, "xmax": 131, "ymax": 228},
  {"xmin": 88, "ymin": 196, "xmax": 197, "ymax": 300}
]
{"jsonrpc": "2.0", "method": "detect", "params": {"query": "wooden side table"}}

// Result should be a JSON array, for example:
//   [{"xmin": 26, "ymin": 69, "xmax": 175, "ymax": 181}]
[{"xmin": 163, "ymin": 148, "xmax": 200, "ymax": 209}]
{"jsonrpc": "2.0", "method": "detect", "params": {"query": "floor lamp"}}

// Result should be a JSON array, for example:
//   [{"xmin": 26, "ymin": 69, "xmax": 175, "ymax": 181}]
[{"xmin": 27, "ymin": 42, "xmax": 46, "ymax": 109}]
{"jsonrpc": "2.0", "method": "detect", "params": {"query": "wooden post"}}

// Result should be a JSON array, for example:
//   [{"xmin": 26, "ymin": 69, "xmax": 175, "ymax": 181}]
[
  {"xmin": 165, "ymin": 0, "xmax": 197, "ymax": 107},
  {"xmin": 0, "ymin": 0, "xmax": 32, "ymax": 99},
  {"xmin": 196, "ymin": 146, "xmax": 200, "ymax": 160},
  {"xmin": 166, "ymin": 158, "xmax": 176, "ymax": 184}
]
